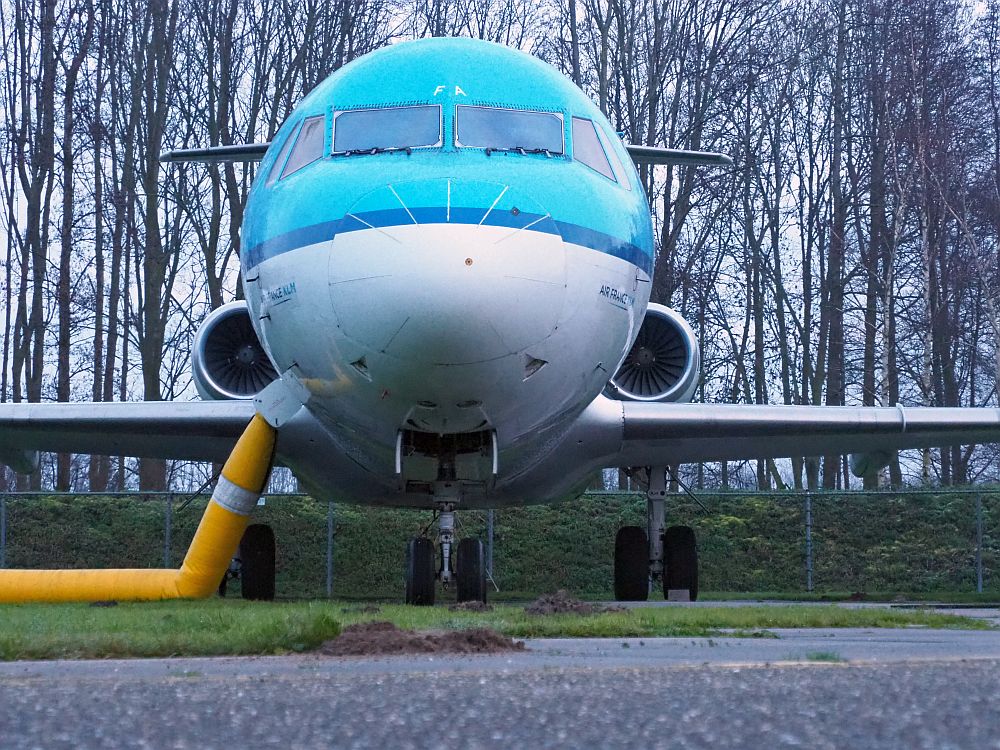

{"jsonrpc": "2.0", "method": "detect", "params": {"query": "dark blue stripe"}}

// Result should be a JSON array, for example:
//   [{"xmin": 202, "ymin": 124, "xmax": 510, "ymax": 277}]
[
  {"xmin": 338, "ymin": 206, "xmax": 565, "ymax": 235},
  {"xmin": 553, "ymin": 221, "xmax": 652, "ymax": 272},
  {"xmin": 244, "ymin": 208, "xmax": 652, "ymax": 275},
  {"xmin": 245, "ymin": 221, "xmax": 340, "ymax": 268}
]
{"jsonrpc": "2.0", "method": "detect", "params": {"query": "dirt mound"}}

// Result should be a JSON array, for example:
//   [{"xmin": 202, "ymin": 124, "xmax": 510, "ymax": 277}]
[
  {"xmin": 320, "ymin": 621, "xmax": 524, "ymax": 657},
  {"xmin": 525, "ymin": 590, "xmax": 596, "ymax": 615},
  {"xmin": 448, "ymin": 600, "xmax": 493, "ymax": 612},
  {"xmin": 524, "ymin": 590, "xmax": 629, "ymax": 615}
]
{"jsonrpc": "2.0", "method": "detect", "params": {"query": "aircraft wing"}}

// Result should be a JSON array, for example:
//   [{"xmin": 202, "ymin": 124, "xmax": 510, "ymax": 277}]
[
  {"xmin": 626, "ymin": 145, "xmax": 733, "ymax": 167},
  {"xmin": 0, "ymin": 401, "xmax": 257, "ymax": 471},
  {"xmin": 609, "ymin": 401, "xmax": 1000, "ymax": 470},
  {"xmin": 157, "ymin": 142, "xmax": 733, "ymax": 167},
  {"xmin": 159, "ymin": 143, "xmax": 270, "ymax": 163}
]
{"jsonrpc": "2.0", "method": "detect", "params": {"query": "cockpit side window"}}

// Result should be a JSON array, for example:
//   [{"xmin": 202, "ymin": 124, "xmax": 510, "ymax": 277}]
[
  {"xmin": 280, "ymin": 115, "xmax": 326, "ymax": 179},
  {"xmin": 333, "ymin": 105, "xmax": 442, "ymax": 153},
  {"xmin": 572, "ymin": 117, "xmax": 615, "ymax": 181},
  {"xmin": 456, "ymin": 106, "xmax": 564, "ymax": 154},
  {"xmin": 597, "ymin": 127, "xmax": 632, "ymax": 190},
  {"xmin": 266, "ymin": 121, "xmax": 301, "ymax": 186}
]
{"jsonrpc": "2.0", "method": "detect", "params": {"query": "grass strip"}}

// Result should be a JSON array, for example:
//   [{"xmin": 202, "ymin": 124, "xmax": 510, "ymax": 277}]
[
  {"xmin": 700, "ymin": 591, "xmax": 1000, "ymax": 604},
  {"xmin": 0, "ymin": 600, "xmax": 340, "ymax": 660},
  {"xmin": 0, "ymin": 600, "xmax": 987, "ymax": 661},
  {"xmin": 801, "ymin": 651, "xmax": 847, "ymax": 662},
  {"xmin": 336, "ymin": 603, "xmax": 989, "ymax": 638}
]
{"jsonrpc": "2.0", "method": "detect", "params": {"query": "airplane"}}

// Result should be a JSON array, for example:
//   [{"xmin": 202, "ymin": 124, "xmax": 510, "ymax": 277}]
[{"xmin": 2, "ymin": 36, "xmax": 1000, "ymax": 605}]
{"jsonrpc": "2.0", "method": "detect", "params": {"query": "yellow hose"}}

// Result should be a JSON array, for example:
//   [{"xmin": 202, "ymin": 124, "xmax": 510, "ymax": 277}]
[{"xmin": 0, "ymin": 414, "xmax": 276, "ymax": 603}]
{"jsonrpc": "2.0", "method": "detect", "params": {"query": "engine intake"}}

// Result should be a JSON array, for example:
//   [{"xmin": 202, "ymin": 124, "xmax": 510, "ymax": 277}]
[
  {"xmin": 192, "ymin": 301, "xmax": 278, "ymax": 400},
  {"xmin": 605, "ymin": 304, "xmax": 700, "ymax": 403}
]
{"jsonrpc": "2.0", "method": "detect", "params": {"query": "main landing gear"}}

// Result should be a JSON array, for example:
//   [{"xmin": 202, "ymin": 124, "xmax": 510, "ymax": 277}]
[
  {"xmin": 613, "ymin": 468, "xmax": 698, "ymax": 602},
  {"xmin": 404, "ymin": 505, "xmax": 488, "ymax": 606},
  {"xmin": 218, "ymin": 523, "xmax": 277, "ymax": 601}
]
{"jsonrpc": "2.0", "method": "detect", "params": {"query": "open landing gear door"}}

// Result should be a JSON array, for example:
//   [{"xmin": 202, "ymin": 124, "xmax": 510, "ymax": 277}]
[{"xmin": 395, "ymin": 429, "xmax": 498, "ymax": 494}]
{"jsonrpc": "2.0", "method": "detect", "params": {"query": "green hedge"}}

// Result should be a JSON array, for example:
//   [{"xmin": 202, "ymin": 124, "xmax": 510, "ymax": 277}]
[{"xmin": 1, "ymin": 491, "xmax": 997, "ymax": 598}]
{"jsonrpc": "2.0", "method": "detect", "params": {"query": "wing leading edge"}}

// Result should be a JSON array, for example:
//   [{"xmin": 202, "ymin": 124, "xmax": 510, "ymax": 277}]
[
  {"xmin": 625, "ymin": 145, "xmax": 733, "ymax": 167},
  {"xmin": 158, "ymin": 143, "xmax": 270, "ymax": 163},
  {"xmin": 0, "ymin": 400, "xmax": 257, "ymax": 469},
  {"xmin": 608, "ymin": 400, "xmax": 1000, "ymax": 469}
]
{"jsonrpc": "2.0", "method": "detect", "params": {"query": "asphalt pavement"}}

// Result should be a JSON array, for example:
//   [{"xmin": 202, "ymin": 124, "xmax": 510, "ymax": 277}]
[{"xmin": 3, "ymin": 606, "xmax": 1000, "ymax": 749}]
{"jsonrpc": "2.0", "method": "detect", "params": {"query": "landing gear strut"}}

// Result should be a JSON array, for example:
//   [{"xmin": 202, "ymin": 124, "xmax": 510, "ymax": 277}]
[
  {"xmin": 438, "ymin": 506, "xmax": 456, "ymax": 587},
  {"xmin": 613, "ymin": 468, "xmax": 698, "ymax": 602},
  {"xmin": 647, "ymin": 467, "xmax": 667, "ymax": 587},
  {"xmin": 404, "ymin": 505, "xmax": 488, "ymax": 605}
]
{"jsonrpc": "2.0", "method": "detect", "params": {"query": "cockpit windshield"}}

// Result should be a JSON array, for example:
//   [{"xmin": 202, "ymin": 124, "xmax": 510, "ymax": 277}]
[
  {"xmin": 456, "ymin": 106, "xmax": 564, "ymax": 155},
  {"xmin": 333, "ymin": 105, "xmax": 442, "ymax": 153}
]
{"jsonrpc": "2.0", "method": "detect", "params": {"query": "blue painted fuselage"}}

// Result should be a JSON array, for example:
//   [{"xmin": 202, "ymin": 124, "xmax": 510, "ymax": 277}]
[{"xmin": 243, "ymin": 38, "xmax": 653, "ymax": 274}]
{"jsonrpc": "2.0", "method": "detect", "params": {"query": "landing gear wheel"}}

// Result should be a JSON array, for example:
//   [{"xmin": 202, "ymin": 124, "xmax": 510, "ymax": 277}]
[
  {"xmin": 405, "ymin": 537, "xmax": 436, "ymax": 606},
  {"xmin": 456, "ymin": 538, "xmax": 487, "ymax": 604},
  {"xmin": 239, "ymin": 524, "xmax": 276, "ymax": 601},
  {"xmin": 614, "ymin": 526, "xmax": 649, "ymax": 601},
  {"xmin": 663, "ymin": 525, "xmax": 698, "ymax": 601}
]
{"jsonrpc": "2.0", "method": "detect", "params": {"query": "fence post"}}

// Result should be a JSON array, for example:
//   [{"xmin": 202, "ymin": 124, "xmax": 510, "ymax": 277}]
[
  {"xmin": 0, "ymin": 494, "xmax": 6, "ymax": 569},
  {"xmin": 976, "ymin": 492, "xmax": 983, "ymax": 594},
  {"xmin": 164, "ymin": 493, "xmax": 173, "ymax": 568},
  {"xmin": 487, "ymin": 509, "xmax": 494, "ymax": 578},
  {"xmin": 326, "ymin": 499, "xmax": 335, "ymax": 598},
  {"xmin": 805, "ymin": 491, "xmax": 813, "ymax": 592}
]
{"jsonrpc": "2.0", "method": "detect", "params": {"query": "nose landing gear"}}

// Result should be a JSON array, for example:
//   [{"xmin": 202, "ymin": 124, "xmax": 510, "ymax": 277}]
[{"xmin": 404, "ymin": 505, "xmax": 488, "ymax": 605}]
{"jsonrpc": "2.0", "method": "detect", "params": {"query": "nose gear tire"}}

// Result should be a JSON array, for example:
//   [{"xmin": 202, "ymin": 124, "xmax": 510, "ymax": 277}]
[
  {"xmin": 405, "ymin": 537, "xmax": 436, "ymax": 606},
  {"xmin": 239, "ymin": 523, "xmax": 276, "ymax": 601},
  {"xmin": 456, "ymin": 537, "xmax": 487, "ymax": 604},
  {"xmin": 663, "ymin": 525, "xmax": 698, "ymax": 601},
  {"xmin": 614, "ymin": 526, "xmax": 649, "ymax": 601}
]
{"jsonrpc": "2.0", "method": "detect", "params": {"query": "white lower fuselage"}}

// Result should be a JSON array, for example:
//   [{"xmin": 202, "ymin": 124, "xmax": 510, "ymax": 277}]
[{"xmin": 246, "ymin": 222, "xmax": 649, "ymax": 508}]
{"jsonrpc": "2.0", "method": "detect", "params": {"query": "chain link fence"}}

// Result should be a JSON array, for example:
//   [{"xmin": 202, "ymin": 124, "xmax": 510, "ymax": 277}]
[{"xmin": 1, "ymin": 489, "xmax": 997, "ymax": 598}]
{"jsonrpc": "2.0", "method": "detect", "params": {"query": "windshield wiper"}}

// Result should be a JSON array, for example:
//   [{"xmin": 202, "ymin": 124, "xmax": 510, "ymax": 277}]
[
  {"xmin": 485, "ymin": 146, "xmax": 557, "ymax": 158},
  {"xmin": 332, "ymin": 146, "xmax": 414, "ymax": 157}
]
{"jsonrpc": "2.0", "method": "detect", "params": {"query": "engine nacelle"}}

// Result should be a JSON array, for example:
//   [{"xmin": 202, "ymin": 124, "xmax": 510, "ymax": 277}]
[
  {"xmin": 192, "ymin": 301, "xmax": 278, "ymax": 400},
  {"xmin": 605, "ymin": 303, "xmax": 700, "ymax": 403}
]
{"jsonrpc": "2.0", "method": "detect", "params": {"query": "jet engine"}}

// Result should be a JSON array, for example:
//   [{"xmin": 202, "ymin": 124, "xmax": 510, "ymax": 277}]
[
  {"xmin": 605, "ymin": 303, "xmax": 700, "ymax": 403},
  {"xmin": 192, "ymin": 301, "xmax": 278, "ymax": 400}
]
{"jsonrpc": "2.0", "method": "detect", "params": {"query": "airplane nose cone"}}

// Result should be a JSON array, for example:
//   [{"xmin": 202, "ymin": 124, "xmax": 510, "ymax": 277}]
[{"xmin": 328, "ymin": 179, "xmax": 567, "ymax": 366}]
